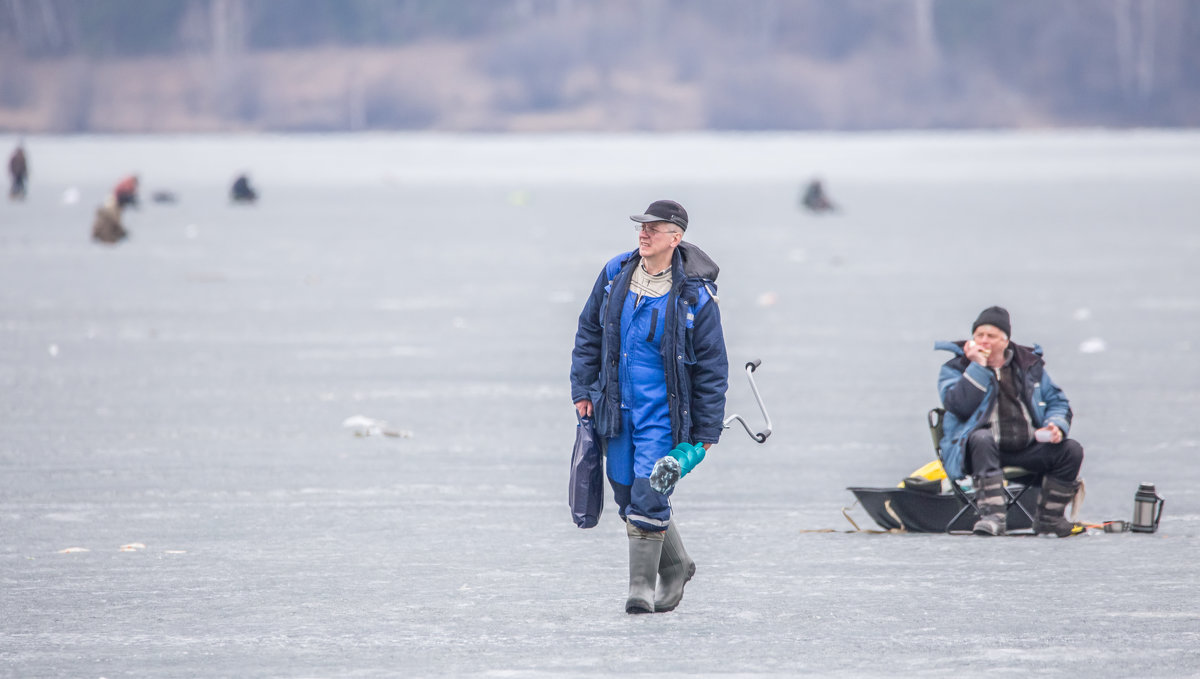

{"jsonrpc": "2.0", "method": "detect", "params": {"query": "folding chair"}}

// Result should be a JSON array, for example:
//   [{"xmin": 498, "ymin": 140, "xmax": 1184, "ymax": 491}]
[{"xmin": 927, "ymin": 407, "xmax": 1041, "ymax": 534}]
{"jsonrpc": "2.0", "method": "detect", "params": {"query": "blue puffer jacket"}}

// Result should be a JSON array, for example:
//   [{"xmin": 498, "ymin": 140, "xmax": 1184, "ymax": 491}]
[
  {"xmin": 935, "ymin": 340, "xmax": 1073, "ymax": 480},
  {"xmin": 571, "ymin": 242, "xmax": 728, "ymax": 445}
]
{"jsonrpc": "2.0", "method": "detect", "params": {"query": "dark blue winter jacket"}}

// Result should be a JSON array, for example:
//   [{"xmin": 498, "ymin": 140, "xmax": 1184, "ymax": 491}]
[
  {"xmin": 571, "ymin": 242, "xmax": 728, "ymax": 445},
  {"xmin": 935, "ymin": 340, "xmax": 1073, "ymax": 480}
]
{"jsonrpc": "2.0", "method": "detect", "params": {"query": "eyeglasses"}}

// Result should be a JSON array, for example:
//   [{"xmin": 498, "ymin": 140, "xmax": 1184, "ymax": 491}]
[{"xmin": 633, "ymin": 224, "xmax": 679, "ymax": 236}]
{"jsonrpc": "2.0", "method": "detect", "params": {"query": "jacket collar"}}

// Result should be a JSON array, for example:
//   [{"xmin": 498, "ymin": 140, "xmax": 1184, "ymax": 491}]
[{"xmin": 619, "ymin": 241, "xmax": 720, "ymax": 285}]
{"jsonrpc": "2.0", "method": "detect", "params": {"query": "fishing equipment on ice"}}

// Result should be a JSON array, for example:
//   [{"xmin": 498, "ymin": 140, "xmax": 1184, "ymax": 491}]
[
  {"xmin": 649, "ymin": 359, "xmax": 773, "ymax": 494},
  {"xmin": 1131, "ymin": 482, "xmax": 1164, "ymax": 533}
]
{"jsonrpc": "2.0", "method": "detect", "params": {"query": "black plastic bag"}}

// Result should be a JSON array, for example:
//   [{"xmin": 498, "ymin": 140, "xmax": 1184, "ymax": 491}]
[{"xmin": 569, "ymin": 414, "xmax": 604, "ymax": 528}]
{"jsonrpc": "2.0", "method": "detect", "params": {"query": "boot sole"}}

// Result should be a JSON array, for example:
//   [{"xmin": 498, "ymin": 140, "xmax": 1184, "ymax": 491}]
[{"xmin": 625, "ymin": 599, "xmax": 654, "ymax": 614}]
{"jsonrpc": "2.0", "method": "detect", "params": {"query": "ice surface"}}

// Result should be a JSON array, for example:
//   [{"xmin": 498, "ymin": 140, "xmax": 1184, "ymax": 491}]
[{"xmin": 2, "ymin": 131, "xmax": 1199, "ymax": 677}]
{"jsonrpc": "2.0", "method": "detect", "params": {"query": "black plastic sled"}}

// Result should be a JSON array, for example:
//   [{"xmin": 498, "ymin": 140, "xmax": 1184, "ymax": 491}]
[{"xmin": 847, "ymin": 483, "xmax": 1041, "ymax": 533}]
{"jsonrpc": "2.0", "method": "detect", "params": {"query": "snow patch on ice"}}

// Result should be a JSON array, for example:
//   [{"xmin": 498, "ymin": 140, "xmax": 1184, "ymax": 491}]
[
  {"xmin": 1079, "ymin": 338, "xmax": 1107, "ymax": 353},
  {"xmin": 342, "ymin": 415, "xmax": 413, "ymax": 438}
]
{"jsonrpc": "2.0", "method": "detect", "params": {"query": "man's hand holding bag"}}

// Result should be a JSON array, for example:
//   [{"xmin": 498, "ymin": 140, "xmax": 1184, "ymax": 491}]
[{"xmin": 569, "ymin": 414, "xmax": 604, "ymax": 528}]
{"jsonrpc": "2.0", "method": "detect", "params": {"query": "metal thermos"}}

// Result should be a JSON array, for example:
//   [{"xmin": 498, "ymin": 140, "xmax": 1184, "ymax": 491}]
[{"xmin": 1131, "ymin": 482, "xmax": 1165, "ymax": 533}]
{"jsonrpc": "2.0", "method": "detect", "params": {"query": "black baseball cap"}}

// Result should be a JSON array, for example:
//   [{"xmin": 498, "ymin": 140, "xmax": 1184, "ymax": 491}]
[{"xmin": 630, "ymin": 200, "xmax": 688, "ymax": 231}]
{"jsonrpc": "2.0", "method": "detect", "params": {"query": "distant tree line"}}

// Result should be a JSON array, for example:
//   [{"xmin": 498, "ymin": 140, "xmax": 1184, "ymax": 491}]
[
  {"xmin": 2, "ymin": 0, "xmax": 521, "ymax": 57},
  {"xmin": 1, "ymin": 0, "xmax": 1197, "ymax": 130}
]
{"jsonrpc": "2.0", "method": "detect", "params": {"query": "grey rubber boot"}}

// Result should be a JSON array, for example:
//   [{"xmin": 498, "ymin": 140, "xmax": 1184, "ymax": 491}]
[
  {"xmin": 625, "ymin": 522, "xmax": 665, "ymax": 614},
  {"xmin": 971, "ymin": 473, "xmax": 1007, "ymax": 536},
  {"xmin": 1034, "ymin": 476, "xmax": 1087, "ymax": 537},
  {"xmin": 654, "ymin": 523, "xmax": 695, "ymax": 613}
]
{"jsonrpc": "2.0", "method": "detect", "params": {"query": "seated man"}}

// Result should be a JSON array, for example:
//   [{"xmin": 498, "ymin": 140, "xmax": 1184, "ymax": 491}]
[
  {"xmin": 800, "ymin": 178, "xmax": 835, "ymax": 213},
  {"xmin": 935, "ymin": 306, "xmax": 1085, "ymax": 537},
  {"xmin": 231, "ymin": 174, "xmax": 257, "ymax": 203}
]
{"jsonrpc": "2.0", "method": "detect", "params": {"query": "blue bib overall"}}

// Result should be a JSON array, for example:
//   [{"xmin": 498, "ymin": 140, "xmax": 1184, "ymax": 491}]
[{"xmin": 607, "ymin": 289, "xmax": 674, "ymax": 530}]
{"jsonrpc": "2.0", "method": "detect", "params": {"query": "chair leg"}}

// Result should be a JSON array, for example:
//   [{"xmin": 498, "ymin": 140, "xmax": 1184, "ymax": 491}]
[
  {"xmin": 1005, "ymin": 484, "xmax": 1037, "ymax": 525},
  {"xmin": 945, "ymin": 481, "xmax": 983, "ymax": 533},
  {"xmin": 946, "ymin": 501, "xmax": 975, "ymax": 533}
]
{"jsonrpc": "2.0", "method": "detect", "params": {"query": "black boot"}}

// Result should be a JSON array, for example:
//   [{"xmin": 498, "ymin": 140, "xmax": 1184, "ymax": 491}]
[
  {"xmin": 653, "ymin": 523, "xmax": 695, "ymax": 613},
  {"xmin": 1034, "ymin": 476, "xmax": 1087, "ymax": 537},
  {"xmin": 972, "ymin": 473, "xmax": 1007, "ymax": 536},
  {"xmin": 626, "ymin": 523, "xmax": 665, "ymax": 614}
]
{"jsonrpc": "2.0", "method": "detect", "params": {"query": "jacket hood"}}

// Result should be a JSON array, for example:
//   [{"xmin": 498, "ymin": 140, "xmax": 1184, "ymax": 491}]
[{"xmin": 677, "ymin": 241, "xmax": 719, "ymax": 282}]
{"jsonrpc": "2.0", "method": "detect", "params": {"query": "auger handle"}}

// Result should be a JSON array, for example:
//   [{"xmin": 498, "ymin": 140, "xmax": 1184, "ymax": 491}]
[{"xmin": 723, "ymin": 359, "xmax": 772, "ymax": 443}]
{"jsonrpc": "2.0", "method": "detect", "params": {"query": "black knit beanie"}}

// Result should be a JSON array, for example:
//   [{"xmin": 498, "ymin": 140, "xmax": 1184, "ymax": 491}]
[{"xmin": 972, "ymin": 306, "xmax": 1011, "ymax": 338}]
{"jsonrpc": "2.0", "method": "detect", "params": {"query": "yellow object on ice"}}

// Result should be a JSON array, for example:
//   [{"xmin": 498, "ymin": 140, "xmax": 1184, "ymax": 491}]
[{"xmin": 896, "ymin": 460, "xmax": 946, "ymax": 487}]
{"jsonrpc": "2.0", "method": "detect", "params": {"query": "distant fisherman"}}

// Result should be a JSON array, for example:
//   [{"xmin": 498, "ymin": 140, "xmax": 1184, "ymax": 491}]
[
  {"xmin": 800, "ymin": 178, "xmax": 835, "ymax": 213},
  {"xmin": 570, "ymin": 199, "xmax": 728, "ymax": 613},
  {"xmin": 8, "ymin": 143, "xmax": 28, "ymax": 200},
  {"xmin": 92, "ymin": 175, "xmax": 139, "ymax": 244},
  {"xmin": 114, "ymin": 175, "xmax": 139, "ymax": 208},
  {"xmin": 231, "ymin": 174, "xmax": 257, "ymax": 203}
]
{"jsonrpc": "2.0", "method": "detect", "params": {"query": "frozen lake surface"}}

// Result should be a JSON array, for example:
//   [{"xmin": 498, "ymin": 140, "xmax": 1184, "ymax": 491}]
[{"xmin": 2, "ymin": 131, "xmax": 1199, "ymax": 677}]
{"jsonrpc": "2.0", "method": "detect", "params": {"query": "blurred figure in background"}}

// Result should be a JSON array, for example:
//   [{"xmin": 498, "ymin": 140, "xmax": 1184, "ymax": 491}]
[
  {"xmin": 92, "ymin": 175, "xmax": 139, "ymax": 244},
  {"xmin": 8, "ymin": 143, "xmax": 28, "ymax": 200},
  {"xmin": 151, "ymin": 189, "xmax": 179, "ymax": 204},
  {"xmin": 231, "ymin": 174, "xmax": 257, "ymax": 203},
  {"xmin": 800, "ymin": 178, "xmax": 836, "ymax": 213},
  {"xmin": 114, "ymin": 175, "xmax": 140, "ymax": 208},
  {"xmin": 91, "ymin": 196, "xmax": 128, "ymax": 244}
]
